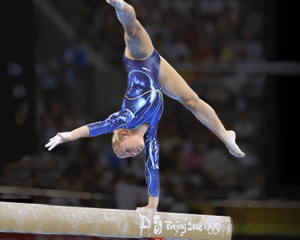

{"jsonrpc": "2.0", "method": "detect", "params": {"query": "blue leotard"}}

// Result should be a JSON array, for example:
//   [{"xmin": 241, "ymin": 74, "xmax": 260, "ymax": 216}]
[{"xmin": 87, "ymin": 50, "xmax": 163, "ymax": 197}]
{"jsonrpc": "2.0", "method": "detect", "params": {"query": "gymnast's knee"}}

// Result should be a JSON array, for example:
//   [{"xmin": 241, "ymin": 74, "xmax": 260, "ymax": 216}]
[{"xmin": 180, "ymin": 93, "xmax": 199, "ymax": 110}]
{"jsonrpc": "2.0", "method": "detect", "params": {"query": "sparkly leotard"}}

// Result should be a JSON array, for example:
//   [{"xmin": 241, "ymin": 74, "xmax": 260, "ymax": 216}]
[{"xmin": 87, "ymin": 50, "xmax": 163, "ymax": 197}]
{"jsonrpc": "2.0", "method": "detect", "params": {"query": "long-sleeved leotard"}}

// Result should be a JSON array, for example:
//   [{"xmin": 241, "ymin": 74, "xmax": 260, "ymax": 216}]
[{"xmin": 87, "ymin": 50, "xmax": 163, "ymax": 197}]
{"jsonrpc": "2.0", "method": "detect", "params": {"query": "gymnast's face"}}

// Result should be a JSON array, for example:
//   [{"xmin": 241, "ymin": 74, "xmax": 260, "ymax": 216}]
[{"xmin": 115, "ymin": 132, "xmax": 145, "ymax": 158}]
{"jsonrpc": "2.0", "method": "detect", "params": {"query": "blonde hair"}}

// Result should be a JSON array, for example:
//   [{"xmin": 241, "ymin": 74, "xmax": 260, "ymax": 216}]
[{"xmin": 112, "ymin": 129, "xmax": 123, "ymax": 158}]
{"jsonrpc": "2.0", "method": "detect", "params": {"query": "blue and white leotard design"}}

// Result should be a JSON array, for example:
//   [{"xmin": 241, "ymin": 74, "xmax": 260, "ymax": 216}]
[{"xmin": 87, "ymin": 50, "xmax": 163, "ymax": 197}]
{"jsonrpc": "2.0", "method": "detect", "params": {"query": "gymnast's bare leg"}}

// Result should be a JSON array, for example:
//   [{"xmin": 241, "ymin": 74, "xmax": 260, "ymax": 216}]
[{"xmin": 158, "ymin": 58, "xmax": 245, "ymax": 158}]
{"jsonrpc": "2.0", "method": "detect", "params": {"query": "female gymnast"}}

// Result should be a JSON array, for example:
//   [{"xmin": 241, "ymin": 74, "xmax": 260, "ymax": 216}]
[{"xmin": 45, "ymin": 0, "xmax": 245, "ymax": 212}]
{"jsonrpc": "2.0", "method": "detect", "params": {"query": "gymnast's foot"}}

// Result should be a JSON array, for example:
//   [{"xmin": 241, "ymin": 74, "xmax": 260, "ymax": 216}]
[
  {"xmin": 106, "ymin": 0, "xmax": 124, "ymax": 9},
  {"xmin": 224, "ymin": 130, "xmax": 245, "ymax": 158}
]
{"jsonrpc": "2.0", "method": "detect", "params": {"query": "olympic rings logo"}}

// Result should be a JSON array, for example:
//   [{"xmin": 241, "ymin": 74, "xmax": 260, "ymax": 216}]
[{"xmin": 204, "ymin": 221, "xmax": 221, "ymax": 235}]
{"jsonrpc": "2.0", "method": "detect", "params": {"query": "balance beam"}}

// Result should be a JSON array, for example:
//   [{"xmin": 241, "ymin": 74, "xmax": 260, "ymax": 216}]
[{"xmin": 0, "ymin": 202, "xmax": 233, "ymax": 240}]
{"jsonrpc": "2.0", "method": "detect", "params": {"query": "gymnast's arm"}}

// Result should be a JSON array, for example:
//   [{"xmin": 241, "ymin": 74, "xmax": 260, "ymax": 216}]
[
  {"xmin": 137, "ymin": 134, "xmax": 160, "ymax": 212},
  {"xmin": 45, "ymin": 110, "xmax": 133, "ymax": 151},
  {"xmin": 44, "ymin": 126, "xmax": 89, "ymax": 151}
]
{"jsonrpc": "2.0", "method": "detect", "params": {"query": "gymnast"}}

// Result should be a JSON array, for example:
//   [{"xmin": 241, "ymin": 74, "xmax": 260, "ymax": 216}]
[{"xmin": 45, "ymin": 0, "xmax": 245, "ymax": 212}]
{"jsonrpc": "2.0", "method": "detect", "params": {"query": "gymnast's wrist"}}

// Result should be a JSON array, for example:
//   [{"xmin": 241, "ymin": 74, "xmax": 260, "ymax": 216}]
[{"xmin": 148, "ymin": 196, "xmax": 159, "ymax": 209}]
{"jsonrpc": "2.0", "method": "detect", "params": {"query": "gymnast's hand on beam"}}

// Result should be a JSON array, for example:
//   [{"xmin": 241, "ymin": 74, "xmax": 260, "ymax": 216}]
[
  {"xmin": 45, "ymin": 132, "xmax": 71, "ymax": 151},
  {"xmin": 136, "ymin": 206, "xmax": 157, "ymax": 212},
  {"xmin": 136, "ymin": 197, "xmax": 158, "ymax": 212}
]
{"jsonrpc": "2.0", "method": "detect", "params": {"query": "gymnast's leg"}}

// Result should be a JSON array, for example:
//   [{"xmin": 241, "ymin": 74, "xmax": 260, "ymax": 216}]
[
  {"xmin": 159, "ymin": 57, "xmax": 245, "ymax": 158},
  {"xmin": 106, "ymin": 0, "xmax": 154, "ymax": 60}
]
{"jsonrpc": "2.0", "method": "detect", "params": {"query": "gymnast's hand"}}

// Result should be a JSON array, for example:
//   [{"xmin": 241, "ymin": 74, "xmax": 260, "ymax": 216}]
[
  {"xmin": 136, "ymin": 206, "xmax": 157, "ymax": 212},
  {"xmin": 45, "ymin": 132, "xmax": 71, "ymax": 151},
  {"xmin": 136, "ymin": 197, "xmax": 158, "ymax": 212}
]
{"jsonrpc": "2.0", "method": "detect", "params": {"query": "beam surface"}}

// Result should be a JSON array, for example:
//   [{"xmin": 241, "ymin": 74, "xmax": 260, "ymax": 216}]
[{"xmin": 0, "ymin": 202, "xmax": 232, "ymax": 240}]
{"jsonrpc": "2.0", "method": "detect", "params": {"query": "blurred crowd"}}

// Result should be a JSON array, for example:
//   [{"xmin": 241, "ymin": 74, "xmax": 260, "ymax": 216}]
[{"xmin": 1, "ymin": 0, "xmax": 267, "ymax": 213}]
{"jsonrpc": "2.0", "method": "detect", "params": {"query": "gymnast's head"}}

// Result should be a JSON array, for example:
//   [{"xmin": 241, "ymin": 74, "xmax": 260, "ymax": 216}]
[{"xmin": 112, "ymin": 128, "xmax": 145, "ymax": 158}]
